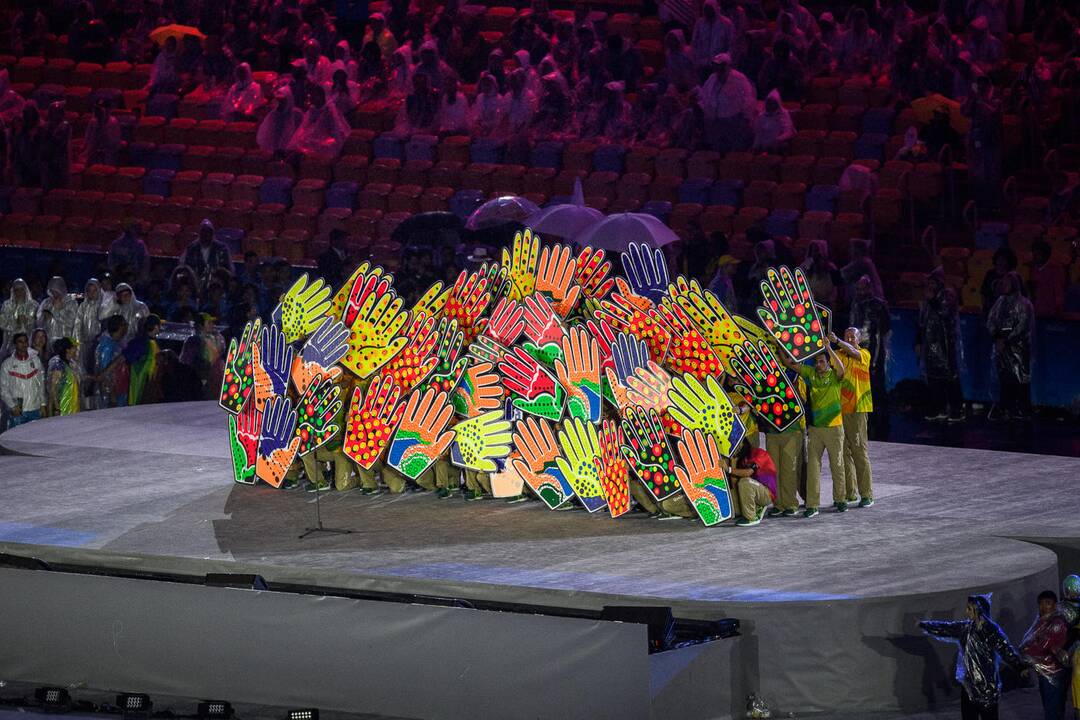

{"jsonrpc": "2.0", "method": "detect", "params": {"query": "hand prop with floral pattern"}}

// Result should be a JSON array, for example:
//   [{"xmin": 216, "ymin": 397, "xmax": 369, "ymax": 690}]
[
  {"xmin": 574, "ymin": 246, "xmax": 615, "ymax": 302},
  {"xmin": 341, "ymin": 287, "xmax": 409, "ymax": 378},
  {"xmin": 668, "ymin": 278, "xmax": 747, "ymax": 374},
  {"xmin": 499, "ymin": 346, "xmax": 565, "ymax": 421},
  {"xmin": 343, "ymin": 376, "xmax": 405, "ymax": 469},
  {"xmin": 730, "ymin": 339, "xmax": 804, "ymax": 432},
  {"xmin": 443, "ymin": 269, "xmax": 492, "ymax": 344},
  {"xmin": 666, "ymin": 373, "xmax": 745, "ymax": 457},
  {"xmin": 272, "ymin": 274, "xmax": 333, "ymax": 343},
  {"xmin": 291, "ymin": 316, "xmax": 348, "ymax": 394},
  {"xmin": 377, "ymin": 312, "xmax": 439, "ymax": 392},
  {"xmin": 520, "ymin": 294, "xmax": 567, "ymax": 366},
  {"xmin": 450, "ymin": 409, "xmax": 513, "ymax": 472},
  {"xmin": 511, "ymin": 416, "xmax": 574, "ymax": 509},
  {"xmin": 219, "ymin": 318, "xmax": 261, "ymax": 414},
  {"xmin": 756, "ymin": 265, "xmax": 827, "ymax": 361},
  {"xmin": 452, "ymin": 360, "xmax": 502, "ymax": 417},
  {"xmin": 387, "ymin": 387, "xmax": 456, "ymax": 480},
  {"xmin": 293, "ymin": 373, "xmax": 343, "ymax": 456},
  {"xmin": 423, "ymin": 319, "xmax": 467, "ymax": 397},
  {"xmin": 252, "ymin": 322, "xmax": 294, "ymax": 412},
  {"xmin": 502, "ymin": 228, "xmax": 540, "ymax": 300},
  {"xmin": 535, "ymin": 243, "xmax": 581, "ymax": 317},
  {"xmin": 596, "ymin": 287, "xmax": 670, "ymax": 360},
  {"xmin": 621, "ymin": 242, "xmax": 670, "ymax": 303},
  {"xmin": 654, "ymin": 301, "xmax": 723, "ymax": 380},
  {"xmin": 620, "ymin": 406, "xmax": 681, "ymax": 501},
  {"xmin": 256, "ymin": 395, "xmax": 300, "ymax": 488},
  {"xmin": 552, "ymin": 326, "xmax": 601, "ymax": 422},
  {"xmin": 674, "ymin": 429, "xmax": 734, "ymax": 526},
  {"xmin": 555, "ymin": 418, "xmax": 608, "ymax": 513},
  {"xmin": 594, "ymin": 420, "xmax": 631, "ymax": 518},
  {"xmin": 228, "ymin": 396, "xmax": 261, "ymax": 484}
]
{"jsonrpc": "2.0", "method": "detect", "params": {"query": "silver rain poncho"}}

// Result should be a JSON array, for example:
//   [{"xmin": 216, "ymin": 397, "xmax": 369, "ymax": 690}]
[
  {"xmin": 0, "ymin": 278, "xmax": 37, "ymax": 354},
  {"xmin": 37, "ymin": 276, "xmax": 78, "ymax": 346},
  {"xmin": 113, "ymin": 283, "xmax": 149, "ymax": 341},
  {"xmin": 74, "ymin": 278, "xmax": 115, "ymax": 372}
]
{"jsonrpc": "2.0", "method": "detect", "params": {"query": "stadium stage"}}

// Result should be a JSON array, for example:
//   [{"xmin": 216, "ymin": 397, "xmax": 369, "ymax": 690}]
[{"xmin": 0, "ymin": 402, "xmax": 1075, "ymax": 718}]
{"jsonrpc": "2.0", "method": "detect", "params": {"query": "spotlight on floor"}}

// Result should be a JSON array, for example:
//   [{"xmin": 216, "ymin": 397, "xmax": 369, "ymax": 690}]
[
  {"xmin": 34, "ymin": 687, "xmax": 71, "ymax": 712},
  {"xmin": 286, "ymin": 709, "xmax": 319, "ymax": 720},
  {"xmin": 198, "ymin": 700, "xmax": 234, "ymax": 720},
  {"xmin": 117, "ymin": 693, "xmax": 152, "ymax": 718}
]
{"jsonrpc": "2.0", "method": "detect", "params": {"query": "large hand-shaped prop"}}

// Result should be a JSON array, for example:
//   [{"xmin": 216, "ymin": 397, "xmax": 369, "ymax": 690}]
[
  {"xmin": 481, "ymin": 261, "xmax": 511, "ymax": 305},
  {"xmin": 521, "ymin": 294, "xmax": 567, "ymax": 366},
  {"xmin": 654, "ymin": 300, "xmax": 723, "ymax": 380},
  {"xmin": 499, "ymin": 346, "xmax": 565, "ymax": 421},
  {"xmin": 555, "ymin": 418, "xmax": 608, "ymax": 513},
  {"xmin": 341, "ymin": 287, "xmax": 409, "ymax": 378},
  {"xmin": 621, "ymin": 243, "xmax": 670, "ymax": 303},
  {"xmin": 387, "ymin": 387, "xmax": 456, "ymax": 479},
  {"xmin": 273, "ymin": 274, "xmax": 332, "ymax": 342},
  {"xmin": 450, "ymin": 409, "xmax": 513, "ymax": 472},
  {"xmin": 219, "ymin": 318, "xmax": 261, "ymax": 414},
  {"xmin": 343, "ymin": 376, "xmax": 405, "ymax": 469},
  {"xmin": 423, "ymin": 319, "xmax": 467, "ymax": 396},
  {"xmin": 411, "ymin": 280, "xmax": 451, "ymax": 321},
  {"xmin": 596, "ymin": 288, "xmax": 670, "ymax": 360},
  {"xmin": 377, "ymin": 313, "xmax": 439, "ymax": 392},
  {"xmin": 730, "ymin": 339, "xmax": 805, "ymax": 432},
  {"xmin": 584, "ymin": 317, "xmax": 618, "ymax": 405},
  {"xmin": 483, "ymin": 297, "xmax": 526, "ymax": 346},
  {"xmin": 502, "ymin": 228, "xmax": 540, "ymax": 300},
  {"xmin": 293, "ymin": 373, "xmax": 343, "ymax": 456},
  {"xmin": 594, "ymin": 420, "xmax": 631, "ymax": 518},
  {"xmin": 452, "ymin": 360, "xmax": 502, "ymax": 417},
  {"xmin": 228, "ymin": 397, "xmax": 261, "ymax": 484},
  {"xmin": 333, "ymin": 262, "xmax": 390, "ymax": 327},
  {"xmin": 554, "ymin": 327, "xmax": 602, "ymax": 422},
  {"xmin": 574, "ymin": 246, "xmax": 615, "ymax": 302},
  {"xmin": 256, "ymin": 395, "xmax": 300, "ymax": 488},
  {"xmin": 620, "ymin": 406, "xmax": 681, "ymax": 501},
  {"xmin": 535, "ymin": 243, "xmax": 581, "ymax": 317},
  {"xmin": 668, "ymin": 278, "xmax": 747, "ymax": 374},
  {"xmin": 468, "ymin": 335, "xmax": 510, "ymax": 365},
  {"xmin": 674, "ymin": 429, "xmax": 734, "ymax": 526},
  {"xmin": 666, "ymin": 373, "xmax": 746, "ymax": 457},
  {"xmin": 511, "ymin": 417, "xmax": 574, "ymax": 509},
  {"xmin": 292, "ymin": 316, "xmax": 348, "ymax": 393},
  {"xmin": 605, "ymin": 333, "xmax": 650, "ymax": 411},
  {"xmin": 253, "ymin": 322, "xmax": 294, "ymax": 412},
  {"xmin": 756, "ymin": 266, "xmax": 827, "ymax": 361},
  {"xmin": 444, "ymin": 269, "xmax": 492, "ymax": 344}
]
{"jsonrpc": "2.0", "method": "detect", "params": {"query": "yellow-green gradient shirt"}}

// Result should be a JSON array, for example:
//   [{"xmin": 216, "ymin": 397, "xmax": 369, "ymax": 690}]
[
  {"xmin": 841, "ymin": 348, "xmax": 873, "ymax": 414},
  {"xmin": 798, "ymin": 364, "xmax": 843, "ymax": 428}
]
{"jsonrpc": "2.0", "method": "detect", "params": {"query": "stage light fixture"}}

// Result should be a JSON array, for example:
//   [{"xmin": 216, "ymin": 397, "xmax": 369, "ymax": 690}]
[
  {"xmin": 287, "ymin": 708, "xmax": 319, "ymax": 720},
  {"xmin": 35, "ymin": 687, "xmax": 71, "ymax": 711},
  {"xmin": 117, "ymin": 693, "xmax": 152, "ymax": 718},
  {"xmin": 198, "ymin": 700, "xmax": 234, "ymax": 719}
]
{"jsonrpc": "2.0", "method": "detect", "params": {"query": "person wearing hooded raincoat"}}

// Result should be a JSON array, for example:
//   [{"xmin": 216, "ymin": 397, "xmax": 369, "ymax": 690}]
[
  {"xmin": 986, "ymin": 271, "xmax": 1033, "ymax": 419},
  {"xmin": 73, "ymin": 278, "xmax": 113, "ymax": 397},
  {"xmin": 919, "ymin": 595, "xmax": 1027, "ymax": 719},
  {"xmin": 916, "ymin": 269, "xmax": 964, "ymax": 420},
  {"xmin": 581, "ymin": 81, "xmax": 633, "ymax": 142},
  {"xmin": 388, "ymin": 46, "xmax": 413, "ymax": 99},
  {"xmin": 287, "ymin": 85, "xmax": 348, "ymax": 158},
  {"xmin": 752, "ymin": 89, "xmax": 796, "ymax": 152},
  {"xmin": 691, "ymin": 0, "xmax": 736, "ymax": 70},
  {"xmin": 1019, "ymin": 590, "xmax": 1070, "ymax": 720},
  {"xmin": 662, "ymin": 30, "xmax": 697, "ymax": 93},
  {"xmin": 83, "ymin": 100, "xmax": 122, "ymax": 165},
  {"xmin": 849, "ymin": 275, "xmax": 891, "ymax": 436},
  {"xmin": 222, "ymin": 63, "xmax": 266, "ymax": 120},
  {"xmin": 0, "ymin": 69, "xmax": 26, "ymax": 125},
  {"xmin": 470, "ymin": 72, "xmax": 507, "ymax": 137},
  {"xmin": 701, "ymin": 54, "xmax": 757, "ymax": 153},
  {"xmin": 1, "ymin": 279, "xmax": 37, "ymax": 357},
  {"xmin": 113, "ymin": 283, "xmax": 149, "ymax": 342},
  {"xmin": 47, "ymin": 338, "xmax": 81, "ymax": 417},
  {"xmin": 257, "ymin": 91, "xmax": 303, "ymax": 154},
  {"xmin": 38, "ymin": 277, "xmax": 78, "ymax": 347}
]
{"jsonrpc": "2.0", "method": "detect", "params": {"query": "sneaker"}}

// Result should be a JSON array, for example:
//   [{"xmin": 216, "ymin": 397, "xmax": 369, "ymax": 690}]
[
  {"xmin": 464, "ymin": 490, "xmax": 484, "ymax": 501},
  {"xmin": 506, "ymin": 494, "xmax": 529, "ymax": 504},
  {"xmin": 766, "ymin": 507, "xmax": 786, "ymax": 518},
  {"xmin": 359, "ymin": 487, "xmax": 381, "ymax": 496},
  {"xmin": 306, "ymin": 481, "xmax": 332, "ymax": 493},
  {"xmin": 859, "ymin": 497, "xmax": 875, "ymax": 508},
  {"xmin": 803, "ymin": 507, "xmax": 819, "ymax": 518},
  {"xmin": 780, "ymin": 508, "xmax": 796, "ymax": 517},
  {"xmin": 834, "ymin": 501, "xmax": 848, "ymax": 513},
  {"xmin": 845, "ymin": 494, "xmax": 858, "ymax": 504},
  {"xmin": 736, "ymin": 514, "xmax": 762, "ymax": 527},
  {"xmin": 656, "ymin": 512, "xmax": 684, "ymax": 521},
  {"xmin": 436, "ymin": 487, "xmax": 455, "ymax": 499}
]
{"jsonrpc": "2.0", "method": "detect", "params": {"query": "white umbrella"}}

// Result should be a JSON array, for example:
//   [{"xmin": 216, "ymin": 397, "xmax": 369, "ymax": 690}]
[
  {"xmin": 465, "ymin": 195, "xmax": 542, "ymax": 230},
  {"xmin": 572, "ymin": 212, "xmax": 681, "ymax": 251},
  {"xmin": 526, "ymin": 204, "xmax": 604, "ymax": 240}
]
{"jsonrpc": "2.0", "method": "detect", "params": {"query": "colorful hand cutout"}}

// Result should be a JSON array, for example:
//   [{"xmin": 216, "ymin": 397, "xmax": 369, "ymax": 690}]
[
  {"xmin": 340, "ymin": 286, "xmax": 409, "ymax": 378},
  {"xmin": 654, "ymin": 301, "xmax": 724, "ymax": 380},
  {"xmin": 387, "ymin": 387, "xmax": 456, "ymax": 480},
  {"xmin": 444, "ymin": 269, "xmax": 492, "ymax": 344},
  {"xmin": 422, "ymin": 318, "xmax": 468, "ymax": 397},
  {"xmin": 511, "ymin": 416, "xmax": 574, "ymax": 509},
  {"xmin": 668, "ymin": 278, "xmax": 747, "ymax": 374},
  {"xmin": 574, "ymin": 246, "xmax": 615, "ymax": 301},
  {"xmin": 411, "ymin": 280, "xmax": 451, "ymax": 322},
  {"xmin": 535, "ymin": 243, "xmax": 581, "ymax": 317},
  {"xmin": 253, "ymin": 322, "xmax": 294, "ymax": 412},
  {"xmin": 499, "ymin": 346, "xmax": 565, "ymax": 421},
  {"xmin": 377, "ymin": 313, "xmax": 439, "ymax": 392},
  {"xmin": 450, "ymin": 409, "xmax": 513, "ymax": 472},
  {"xmin": 674, "ymin": 429, "xmax": 734, "ymax": 526},
  {"xmin": 621, "ymin": 243, "xmax": 670, "ymax": 303},
  {"xmin": 333, "ymin": 262, "xmax": 389, "ymax": 327},
  {"xmin": 273, "ymin": 274, "xmax": 332, "ymax": 342},
  {"xmin": 666, "ymin": 373, "xmax": 746, "ymax": 457},
  {"xmin": 596, "ymin": 288, "xmax": 670, "ymax": 360},
  {"xmin": 343, "ymin": 376, "xmax": 405, "ymax": 469},
  {"xmin": 256, "ymin": 395, "xmax": 300, "ymax": 488},
  {"xmin": 730, "ymin": 339, "xmax": 805, "ymax": 432},
  {"xmin": 452, "ymin": 360, "xmax": 502, "ymax": 417},
  {"xmin": 293, "ymin": 373, "xmax": 343, "ymax": 456},
  {"xmin": 554, "ymin": 326, "xmax": 602, "ymax": 422},
  {"xmin": 521, "ymin": 294, "xmax": 566, "ymax": 365},
  {"xmin": 484, "ymin": 297, "xmax": 526, "ymax": 346},
  {"xmin": 292, "ymin": 316, "xmax": 348, "ymax": 393},
  {"xmin": 555, "ymin": 418, "xmax": 608, "ymax": 513},
  {"xmin": 228, "ymin": 397, "xmax": 261, "ymax": 484},
  {"xmin": 595, "ymin": 420, "xmax": 631, "ymax": 518},
  {"xmin": 219, "ymin": 318, "xmax": 261, "ymax": 414},
  {"xmin": 620, "ymin": 406, "xmax": 681, "ymax": 501},
  {"xmin": 756, "ymin": 265, "xmax": 827, "ymax": 361},
  {"xmin": 502, "ymin": 228, "xmax": 540, "ymax": 300}
]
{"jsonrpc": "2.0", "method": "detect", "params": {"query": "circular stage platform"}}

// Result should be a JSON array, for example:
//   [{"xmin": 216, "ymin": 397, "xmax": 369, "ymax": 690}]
[{"xmin": 1, "ymin": 402, "xmax": 1073, "ymax": 715}]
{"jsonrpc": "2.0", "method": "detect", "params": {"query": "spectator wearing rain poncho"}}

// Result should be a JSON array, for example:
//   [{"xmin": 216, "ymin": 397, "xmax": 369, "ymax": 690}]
[
  {"xmin": 662, "ymin": 30, "xmax": 697, "ymax": 94},
  {"xmin": 752, "ymin": 90, "xmax": 795, "ymax": 152},
  {"xmin": 82, "ymin": 100, "xmax": 122, "ymax": 165},
  {"xmin": 0, "ymin": 69, "xmax": 25, "ymax": 124},
  {"xmin": 919, "ymin": 595, "xmax": 1028, "ymax": 718},
  {"xmin": 1, "ymin": 279, "xmax": 37, "ymax": 357},
  {"xmin": 388, "ymin": 47, "xmax": 413, "ymax": 99},
  {"xmin": 73, "ymin": 278, "xmax": 113, "ymax": 376},
  {"xmin": 287, "ymin": 85, "xmax": 349, "ymax": 158},
  {"xmin": 986, "ymin": 271, "xmax": 1034, "ymax": 420},
  {"xmin": 505, "ymin": 69, "xmax": 537, "ymax": 136},
  {"xmin": 533, "ymin": 72, "xmax": 573, "ymax": 140},
  {"xmin": 701, "ymin": 53, "xmax": 757, "ymax": 153},
  {"xmin": 471, "ymin": 72, "xmax": 507, "ymax": 138},
  {"xmin": 438, "ymin": 74, "xmax": 470, "ymax": 135},
  {"xmin": 256, "ymin": 90, "xmax": 303, "ymax": 154},
  {"xmin": 691, "ymin": 0, "xmax": 736, "ymax": 71},
  {"xmin": 331, "ymin": 40, "xmax": 359, "ymax": 82},
  {"xmin": 917, "ymin": 268, "xmax": 964, "ymax": 421},
  {"xmin": 581, "ymin": 81, "xmax": 633, "ymax": 142},
  {"xmin": 113, "ymin": 283, "xmax": 149, "ymax": 342},
  {"xmin": 293, "ymin": 39, "xmax": 334, "ymax": 86},
  {"xmin": 38, "ymin": 277, "xmax": 78, "ymax": 347},
  {"xmin": 327, "ymin": 69, "xmax": 361, "ymax": 119},
  {"xmin": 398, "ymin": 73, "xmax": 441, "ymax": 134},
  {"xmin": 222, "ymin": 63, "xmax": 266, "ymax": 121}
]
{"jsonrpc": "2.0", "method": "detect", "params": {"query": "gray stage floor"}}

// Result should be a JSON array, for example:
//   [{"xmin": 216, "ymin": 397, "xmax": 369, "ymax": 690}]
[{"xmin": 0, "ymin": 401, "xmax": 1074, "ymax": 606}]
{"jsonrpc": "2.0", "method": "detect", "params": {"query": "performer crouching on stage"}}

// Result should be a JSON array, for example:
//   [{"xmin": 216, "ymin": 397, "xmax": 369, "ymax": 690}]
[
  {"xmin": 730, "ymin": 441, "xmax": 778, "ymax": 527},
  {"xmin": 830, "ymin": 328, "xmax": 875, "ymax": 508}
]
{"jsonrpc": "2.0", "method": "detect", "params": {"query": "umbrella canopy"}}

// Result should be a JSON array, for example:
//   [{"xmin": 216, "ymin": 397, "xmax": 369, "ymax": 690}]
[
  {"xmin": 572, "ymin": 212, "xmax": 681, "ymax": 251},
  {"xmin": 525, "ymin": 203, "xmax": 604, "ymax": 241},
  {"xmin": 390, "ymin": 211, "xmax": 464, "ymax": 248},
  {"xmin": 465, "ymin": 195, "xmax": 542, "ymax": 231},
  {"xmin": 150, "ymin": 24, "xmax": 206, "ymax": 45}
]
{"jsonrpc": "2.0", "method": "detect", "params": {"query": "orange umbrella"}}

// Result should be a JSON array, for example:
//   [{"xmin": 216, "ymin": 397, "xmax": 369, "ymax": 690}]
[{"xmin": 149, "ymin": 24, "xmax": 206, "ymax": 45}]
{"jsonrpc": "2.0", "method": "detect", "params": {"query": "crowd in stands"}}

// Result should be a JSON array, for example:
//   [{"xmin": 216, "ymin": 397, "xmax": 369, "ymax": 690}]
[{"xmin": 1, "ymin": 0, "xmax": 1080, "ymax": 426}]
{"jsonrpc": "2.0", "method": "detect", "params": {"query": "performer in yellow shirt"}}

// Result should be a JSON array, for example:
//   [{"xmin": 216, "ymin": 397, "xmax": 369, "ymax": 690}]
[{"xmin": 831, "ymin": 328, "xmax": 874, "ymax": 508}]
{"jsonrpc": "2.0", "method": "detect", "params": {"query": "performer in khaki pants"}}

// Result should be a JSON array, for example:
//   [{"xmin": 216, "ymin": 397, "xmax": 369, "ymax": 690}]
[
  {"xmin": 832, "ymin": 328, "xmax": 875, "ymax": 508},
  {"xmin": 786, "ymin": 342, "xmax": 846, "ymax": 517},
  {"xmin": 765, "ymin": 369, "xmax": 806, "ymax": 517}
]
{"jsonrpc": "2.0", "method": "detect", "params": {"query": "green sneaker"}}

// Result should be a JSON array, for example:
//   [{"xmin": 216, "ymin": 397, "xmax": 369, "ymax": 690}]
[
  {"xmin": 655, "ymin": 512, "xmax": 684, "ymax": 521},
  {"xmin": 306, "ymin": 481, "xmax": 332, "ymax": 493},
  {"xmin": 360, "ymin": 487, "xmax": 381, "ymax": 496},
  {"xmin": 464, "ymin": 490, "xmax": 484, "ymax": 501},
  {"xmin": 781, "ymin": 508, "xmax": 796, "ymax": 517},
  {"xmin": 834, "ymin": 501, "xmax": 848, "ymax": 513},
  {"xmin": 506, "ymin": 494, "xmax": 528, "ymax": 504},
  {"xmin": 766, "ymin": 507, "xmax": 785, "ymax": 518},
  {"xmin": 736, "ymin": 515, "xmax": 761, "ymax": 527},
  {"xmin": 845, "ymin": 494, "xmax": 858, "ymax": 504},
  {"xmin": 435, "ymin": 487, "xmax": 450, "ymax": 498},
  {"xmin": 859, "ymin": 497, "xmax": 875, "ymax": 508},
  {"xmin": 803, "ymin": 507, "xmax": 819, "ymax": 518}
]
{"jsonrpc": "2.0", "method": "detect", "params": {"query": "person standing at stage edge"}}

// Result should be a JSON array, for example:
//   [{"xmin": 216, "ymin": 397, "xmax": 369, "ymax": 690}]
[
  {"xmin": 782, "ymin": 342, "xmax": 845, "ymax": 517},
  {"xmin": 830, "ymin": 328, "xmax": 874, "ymax": 508},
  {"xmin": 1020, "ymin": 590, "xmax": 1070, "ymax": 720}
]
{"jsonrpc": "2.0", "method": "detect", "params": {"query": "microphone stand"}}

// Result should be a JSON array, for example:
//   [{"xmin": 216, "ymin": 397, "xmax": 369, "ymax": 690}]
[{"xmin": 299, "ymin": 471, "xmax": 354, "ymax": 539}]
